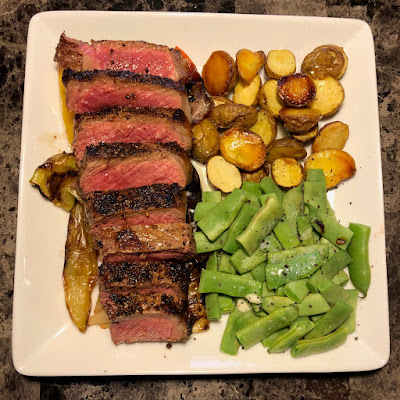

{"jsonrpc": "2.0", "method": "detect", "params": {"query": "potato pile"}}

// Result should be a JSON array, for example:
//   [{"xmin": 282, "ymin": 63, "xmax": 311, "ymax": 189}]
[{"xmin": 193, "ymin": 44, "xmax": 356, "ymax": 192}]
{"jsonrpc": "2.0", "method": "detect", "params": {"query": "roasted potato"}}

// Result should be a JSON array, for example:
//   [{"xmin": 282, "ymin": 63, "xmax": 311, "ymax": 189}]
[
  {"xmin": 249, "ymin": 109, "xmax": 277, "ymax": 147},
  {"xmin": 241, "ymin": 164, "xmax": 269, "ymax": 183},
  {"xmin": 236, "ymin": 49, "xmax": 265, "ymax": 84},
  {"xmin": 207, "ymin": 155, "xmax": 242, "ymax": 193},
  {"xmin": 277, "ymin": 73, "xmax": 317, "ymax": 107},
  {"xmin": 291, "ymin": 125, "xmax": 319, "ymax": 143},
  {"xmin": 202, "ymin": 50, "xmax": 237, "ymax": 96},
  {"xmin": 63, "ymin": 202, "xmax": 98, "ymax": 332},
  {"xmin": 88, "ymin": 296, "xmax": 111, "ymax": 329},
  {"xmin": 233, "ymin": 74, "xmax": 261, "ymax": 106},
  {"xmin": 279, "ymin": 107, "xmax": 321, "ymax": 133},
  {"xmin": 192, "ymin": 118, "xmax": 220, "ymax": 163},
  {"xmin": 220, "ymin": 128, "xmax": 267, "ymax": 171},
  {"xmin": 271, "ymin": 157, "xmax": 304, "ymax": 188},
  {"xmin": 210, "ymin": 103, "xmax": 258, "ymax": 129},
  {"xmin": 304, "ymin": 149, "xmax": 356, "ymax": 189},
  {"xmin": 259, "ymin": 79, "xmax": 285, "ymax": 118},
  {"xmin": 265, "ymin": 49, "xmax": 296, "ymax": 80},
  {"xmin": 309, "ymin": 76, "xmax": 345, "ymax": 117},
  {"xmin": 265, "ymin": 138, "xmax": 307, "ymax": 164},
  {"xmin": 301, "ymin": 44, "xmax": 348, "ymax": 79},
  {"xmin": 211, "ymin": 96, "xmax": 233, "ymax": 107},
  {"xmin": 312, "ymin": 121, "xmax": 349, "ymax": 152}
]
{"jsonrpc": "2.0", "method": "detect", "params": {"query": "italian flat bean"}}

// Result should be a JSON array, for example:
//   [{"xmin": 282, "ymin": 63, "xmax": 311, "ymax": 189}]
[
  {"xmin": 194, "ymin": 230, "xmax": 228, "ymax": 253},
  {"xmin": 332, "ymin": 270, "xmax": 350, "ymax": 286},
  {"xmin": 259, "ymin": 176, "xmax": 284, "ymax": 204},
  {"xmin": 220, "ymin": 309, "xmax": 241, "ymax": 355},
  {"xmin": 194, "ymin": 202, "xmax": 217, "ymax": 222},
  {"xmin": 262, "ymin": 295, "xmax": 295, "ymax": 314},
  {"xmin": 218, "ymin": 252, "xmax": 237, "ymax": 274},
  {"xmin": 261, "ymin": 327, "xmax": 290, "ymax": 348},
  {"xmin": 339, "ymin": 289, "xmax": 359, "ymax": 334},
  {"xmin": 318, "ymin": 279, "xmax": 350, "ymax": 306},
  {"xmin": 298, "ymin": 293, "xmax": 331, "ymax": 316},
  {"xmin": 284, "ymin": 279, "xmax": 310, "ymax": 303},
  {"xmin": 273, "ymin": 219, "xmax": 302, "ymax": 250},
  {"xmin": 205, "ymin": 252, "xmax": 221, "ymax": 320},
  {"xmin": 202, "ymin": 190, "xmax": 222, "ymax": 203}
]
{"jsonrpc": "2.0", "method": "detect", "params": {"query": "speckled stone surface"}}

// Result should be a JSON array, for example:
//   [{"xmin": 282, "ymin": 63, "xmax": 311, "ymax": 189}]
[{"xmin": 0, "ymin": 1, "xmax": 399, "ymax": 399}]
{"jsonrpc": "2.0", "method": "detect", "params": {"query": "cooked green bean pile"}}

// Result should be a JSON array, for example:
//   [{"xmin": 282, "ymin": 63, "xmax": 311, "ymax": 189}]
[{"xmin": 195, "ymin": 169, "xmax": 370, "ymax": 358}]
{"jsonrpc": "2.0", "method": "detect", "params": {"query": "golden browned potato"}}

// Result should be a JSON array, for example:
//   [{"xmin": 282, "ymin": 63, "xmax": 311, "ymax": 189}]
[
  {"xmin": 265, "ymin": 138, "xmax": 307, "ymax": 164},
  {"xmin": 279, "ymin": 107, "xmax": 321, "ymax": 133},
  {"xmin": 309, "ymin": 76, "xmax": 345, "ymax": 116},
  {"xmin": 210, "ymin": 103, "xmax": 258, "ymax": 129},
  {"xmin": 202, "ymin": 51, "xmax": 237, "ymax": 96},
  {"xmin": 63, "ymin": 202, "xmax": 98, "ymax": 332},
  {"xmin": 211, "ymin": 96, "xmax": 233, "ymax": 107},
  {"xmin": 220, "ymin": 128, "xmax": 267, "ymax": 171},
  {"xmin": 271, "ymin": 157, "xmax": 304, "ymax": 188},
  {"xmin": 291, "ymin": 125, "xmax": 319, "ymax": 143},
  {"xmin": 277, "ymin": 73, "xmax": 317, "ymax": 107},
  {"xmin": 233, "ymin": 74, "xmax": 261, "ymax": 106},
  {"xmin": 312, "ymin": 121, "xmax": 349, "ymax": 152},
  {"xmin": 207, "ymin": 155, "xmax": 242, "ymax": 193},
  {"xmin": 241, "ymin": 164, "xmax": 269, "ymax": 183},
  {"xmin": 259, "ymin": 79, "xmax": 285, "ymax": 118},
  {"xmin": 191, "ymin": 118, "xmax": 220, "ymax": 163},
  {"xmin": 236, "ymin": 49, "xmax": 265, "ymax": 84},
  {"xmin": 301, "ymin": 44, "xmax": 348, "ymax": 79},
  {"xmin": 265, "ymin": 49, "xmax": 296, "ymax": 79},
  {"xmin": 249, "ymin": 109, "xmax": 277, "ymax": 147},
  {"xmin": 304, "ymin": 149, "xmax": 356, "ymax": 189}
]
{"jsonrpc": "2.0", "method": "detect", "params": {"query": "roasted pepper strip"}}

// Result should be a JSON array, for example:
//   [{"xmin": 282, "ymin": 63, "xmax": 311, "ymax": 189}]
[{"xmin": 63, "ymin": 202, "xmax": 98, "ymax": 332}]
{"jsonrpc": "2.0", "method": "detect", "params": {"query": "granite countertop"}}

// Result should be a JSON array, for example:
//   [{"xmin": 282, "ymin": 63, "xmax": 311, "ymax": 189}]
[{"xmin": 0, "ymin": 1, "xmax": 399, "ymax": 399}]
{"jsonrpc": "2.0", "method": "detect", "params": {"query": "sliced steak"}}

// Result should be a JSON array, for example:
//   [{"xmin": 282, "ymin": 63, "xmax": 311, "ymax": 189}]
[
  {"xmin": 54, "ymin": 33, "xmax": 188, "ymax": 82},
  {"xmin": 73, "ymin": 107, "xmax": 192, "ymax": 163},
  {"xmin": 79, "ymin": 143, "xmax": 192, "ymax": 194},
  {"xmin": 99, "ymin": 260, "xmax": 190, "ymax": 298},
  {"xmin": 62, "ymin": 69, "xmax": 191, "ymax": 121},
  {"xmin": 94, "ymin": 223, "xmax": 195, "ymax": 262},
  {"xmin": 85, "ymin": 184, "xmax": 186, "ymax": 231},
  {"xmin": 100, "ymin": 291, "xmax": 188, "ymax": 343}
]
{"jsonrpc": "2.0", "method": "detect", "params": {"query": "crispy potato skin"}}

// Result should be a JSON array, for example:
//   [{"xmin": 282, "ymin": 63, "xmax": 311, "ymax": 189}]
[
  {"xmin": 312, "ymin": 121, "xmax": 349, "ymax": 152},
  {"xmin": 301, "ymin": 44, "xmax": 348, "ymax": 79},
  {"xmin": 220, "ymin": 128, "xmax": 267, "ymax": 171},
  {"xmin": 202, "ymin": 51, "xmax": 237, "ymax": 96},
  {"xmin": 241, "ymin": 164, "xmax": 269, "ymax": 183},
  {"xmin": 271, "ymin": 157, "xmax": 304, "ymax": 188},
  {"xmin": 207, "ymin": 155, "xmax": 242, "ymax": 193},
  {"xmin": 304, "ymin": 149, "xmax": 356, "ymax": 189},
  {"xmin": 309, "ymin": 76, "xmax": 345, "ymax": 117},
  {"xmin": 277, "ymin": 73, "xmax": 317, "ymax": 107},
  {"xmin": 236, "ymin": 49, "xmax": 265, "ymax": 84},
  {"xmin": 192, "ymin": 118, "xmax": 220, "ymax": 163},
  {"xmin": 210, "ymin": 103, "xmax": 258, "ymax": 129},
  {"xmin": 291, "ymin": 125, "xmax": 319, "ymax": 143},
  {"xmin": 233, "ymin": 74, "xmax": 261, "ymax": 106},
  {"xmin": 265, "ymin": 138, "xmax": 307, "ymax": 164},
  {"xmin": 279, "ymin": 107, "xmax": 321, "ymax": 133},
  {"xmin": 250, "ymin": 109, "xmax": 277, "ymax": 147},
  {"xmin": 259, "ymin": 79, "xmax": 285, "ymax": 118},
  {"xmin": 265, "ymin": 49, "xmax": 296, "ymax": 80}
]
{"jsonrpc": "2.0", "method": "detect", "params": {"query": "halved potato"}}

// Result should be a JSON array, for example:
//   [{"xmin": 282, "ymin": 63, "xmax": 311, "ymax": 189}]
[
  {"xmin": 207, "ymin": 155, "xmax": 242, "ymax": 193},
  {"xmin": 233, "ymin": 74, "xmax": 261, "ymax": 106},
  {"xmin": 265, "ymin": 49, "xmax": 296, "ymax": 80},
  {"xmin": 259, "ymin": 79, "xmax": 285, "ymax": 118},
  {"xmin": 249, "ymin": 109, "xmax": 277, "ymax": 147},
  {"xmin": 220, "ymin": 128, "xmax": 266, "ymax": 171},
  {"xmin": 202, "ymin": 51, "xmax": 237, "ymax": 96},
  {"xmin": 291, "ymin": 125, "xmax": 319, "ymax": 143},
  {"xmin": 210, "ymin": 103, "xmax": 258, "ymax": 129},
  {"xmin": 309, "ymin": 76, "xmax": 345, "ymax": 117},
  {"xmin": 271, "ymin": 157, "xmax": 304, "ymax": 188},
  {"xmin": 304, "ymin": 149, "xmax": 356, "ymax": 189},
  {"xmin": 277, "ymin": 73, "xmax": 317, "ymax": 107},
  {"xmin": 241, "ymin": 164, "xmax": 269, "ymax": 183},
  {"xmin": 312, "ymin": 121, "xmax": 349, "ymax": 152},
  {"xmin": 236, "ymin": 49, "xmax": 265, "ymax": 84},
  {"xmin": 301, "ymin": 44, "xmax": 348, "ymax": 79},
  {"xmin": 192, "ymin": 118, "xmax": 220, "ymax": 163},
  {"xmin": 265, "ymin": 138, "xmax": 307, "ymax": 164},
  {"xmin": 211, "ymin": 96, "xmax": 233, "ymax": 107},
  {"xmin": 279, "ymin": 107, "xmax": 321, "ymax": 133}
]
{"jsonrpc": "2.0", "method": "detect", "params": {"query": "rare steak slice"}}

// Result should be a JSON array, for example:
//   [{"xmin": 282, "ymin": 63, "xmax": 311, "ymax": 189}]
[
  {"xmin": 79, "ymin": 142, "xmax": 192, "ymax": 193},
  {"xmin": 73, "ymin": 107, "xmax": 192, "ymax": 163},
  {"xmin": 94, "ymin": 223, "xmax": 195, "ymax": 262},
  {"xmin": 85, "ymin": 184, "xmax": 186, "ymax": 231},
  {"xmin": 99, "ymin": 260, "xmax": 190, "ymax": 298},
  {"xmin": 54, "ymin": 33, "xmax": 188, "ymax": 82},
  {"xmin": 100, "ymin": 291, "xmax": 188, "ymax": 343},
  {"xmin": 62, "ymin": 69, "xmax": 191, "ymax": 121}
]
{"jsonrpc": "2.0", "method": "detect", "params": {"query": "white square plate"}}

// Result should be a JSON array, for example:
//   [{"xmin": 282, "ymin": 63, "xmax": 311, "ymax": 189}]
[{"xmin": 13, "ymin": 11, "xmax": 389, "ymax": 376}]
